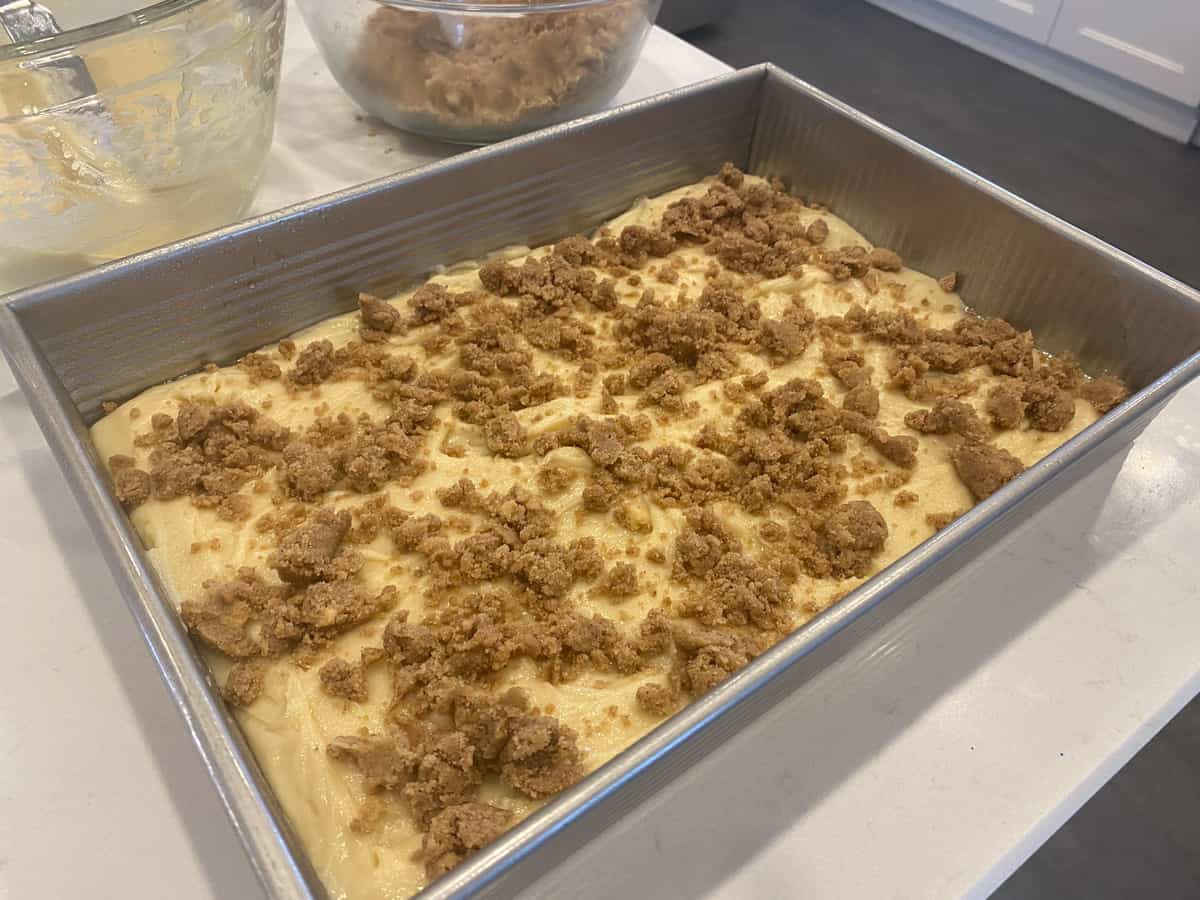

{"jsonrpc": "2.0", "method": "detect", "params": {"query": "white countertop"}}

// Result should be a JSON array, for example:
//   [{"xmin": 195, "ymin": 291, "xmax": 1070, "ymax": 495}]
[{"xmin": 1, "ymin": 5, "xmax": 1198, "ymax": 900}]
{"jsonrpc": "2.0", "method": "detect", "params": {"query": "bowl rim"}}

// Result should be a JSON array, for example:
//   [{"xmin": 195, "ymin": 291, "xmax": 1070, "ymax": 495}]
[
  {"xmin": 367, "ymin": 0, "xmax": 627, "ymax": 12},
  {"xmin": 0, "ymin": 0, "xmax": 213, "ymax": 64}
]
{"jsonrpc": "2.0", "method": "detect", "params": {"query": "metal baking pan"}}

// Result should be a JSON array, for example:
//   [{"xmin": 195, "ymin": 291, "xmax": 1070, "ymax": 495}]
[{"xmin": 3, "ymin": 64, "xmax": 1199, "ymax": 900}]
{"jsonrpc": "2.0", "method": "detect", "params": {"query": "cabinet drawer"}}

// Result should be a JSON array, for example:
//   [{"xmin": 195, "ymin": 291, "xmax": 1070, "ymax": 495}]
[
  {"xmin": 937, "ymin": 0, "xmax": 1062, "ymax": 43},
  {"xmin": 1049, "ymin": 0, "xmax": 1200, "ymax": 105}
]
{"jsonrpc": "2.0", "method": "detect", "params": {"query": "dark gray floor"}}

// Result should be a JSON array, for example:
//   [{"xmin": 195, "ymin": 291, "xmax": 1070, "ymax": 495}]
[
  {"xmin": 682, "ymin": 3, "xmax": 1200, "ymax": 898},
  {"xmin": 997, "ymin": 703, "xmax": 1200, "ymax": 900}
]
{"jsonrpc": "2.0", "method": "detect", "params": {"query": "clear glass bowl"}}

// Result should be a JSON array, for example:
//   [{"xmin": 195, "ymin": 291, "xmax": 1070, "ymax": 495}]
[
  {"xmin": 0, "ymin": 0, "xmax": 286, "ymax": 290},
  {"xmin": 296, "ymin": 0, "xmax": 661, "ymax": 145}
]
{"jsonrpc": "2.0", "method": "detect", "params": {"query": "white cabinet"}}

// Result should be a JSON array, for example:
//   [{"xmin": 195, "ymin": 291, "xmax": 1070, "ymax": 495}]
[
  {"xmin": 1049, "ymin": 0, "xmax": 1200, "ymax": 106},
  {"xmin": 937, "ymin": 0, "xmax": 1063, "ymax": 43}
]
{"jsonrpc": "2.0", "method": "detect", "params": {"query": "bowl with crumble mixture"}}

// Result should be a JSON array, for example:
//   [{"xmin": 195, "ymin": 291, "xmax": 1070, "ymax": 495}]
[{"xmin": 295, "ymin": 0, "xmax": 662, "ymax": 144}]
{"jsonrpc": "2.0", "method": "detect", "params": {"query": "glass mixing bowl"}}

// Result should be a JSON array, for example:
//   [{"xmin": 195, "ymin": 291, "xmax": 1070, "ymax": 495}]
[
  {"xmin": 0, "ymin": 0, "xmax": 286, "ymax": 290},
  {"xmin": 296, "ymin": 0, "xmax": 661, "ymax": 145}
]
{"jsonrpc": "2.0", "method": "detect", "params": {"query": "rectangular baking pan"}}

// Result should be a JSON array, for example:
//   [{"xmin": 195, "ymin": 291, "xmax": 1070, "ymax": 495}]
[{"xmin": 3, "ymin": 64, "xmax": 1199, "ymax": 900}]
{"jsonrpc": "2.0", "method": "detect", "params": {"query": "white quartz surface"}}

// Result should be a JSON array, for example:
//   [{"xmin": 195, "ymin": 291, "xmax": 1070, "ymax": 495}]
[{"xmin": 1, "ymin": 5, "xmax": 1197, "ymax": 900}]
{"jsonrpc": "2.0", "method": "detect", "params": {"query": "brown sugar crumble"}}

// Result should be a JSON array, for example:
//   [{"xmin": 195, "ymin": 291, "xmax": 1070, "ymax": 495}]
[
  {"xmin": 420, "ymin": 803, "xmax": 512, "ymax": 880},
  {"xmin": 240, "ymin": 352, "xmax": 282, "ymax": 382},
  {"xmin": 95, "ymin": 163, "xmax": 1131, "ymax": 894},
  {"xmin": 636, "ymin": 682, "xmax": 677, "ymax": 716},
  {"xmin": 952, "ymin": 442, "xmax": 1025, "ymax": 500},
  {"xmin": 600, "ymin": 562, "xmax": 640, "ymax": 598},
  {"xmin": 354, "ymin": 2, "xmax": 647, "ymax": 134},
  {"xmin": 222, "ymin": 659, "xmax": 269, "ymax": 706},
  {"xmin": 925, "ymin": 511, "xmax": 961, "ymax": 531},
  {"xmin": 318, "ymin": 655, "xmax": 371, "ymax": 703},
  {"xmin": 986, "ymin": 383, "xmax": 1025, "ymax": 430},
  {"xmin": 1079, "ymin": 375, "xmax": 1129, "ymax": 413}
]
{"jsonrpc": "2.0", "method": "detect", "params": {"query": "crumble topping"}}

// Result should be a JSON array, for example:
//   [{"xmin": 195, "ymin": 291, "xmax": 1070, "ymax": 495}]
[
  {"xmin": 951, "ymin": 442, "xmax": 1026, "ymax": 500},
  {"xmin": 635, "ymin": 681, "xmax": 678, "ymax": 716},
  {"xmin": 318, "ymin": 654, "xmax": 371, "ymax": 703},
  {"xmin": 420, "ymin": 803, "xmax": 512, "ymax": 880},
  {"xmin": 222, "ymin": 659, "xmax": 268, "ymax": 707},
  {"xmin": 985, "ymin": 382, "xmax": 1025, "ymax": 429},
  {"xmin": 240, "ymin": 352, "xmax": 282, "ymax": 382},
  {"xmin": 358, "ymin": 292, "xmax": 402, "ymax": 338},
  {"xmin": 1079, "ymin": 375, "xmax": 1129, "ymax": 413},
  {"xmin": 109, "ymin": 454, "xmax": 152, "ymax": 509},
  {"xmin": 93, "ymin": 164, "xmax": 1130, "ymax": 898}
]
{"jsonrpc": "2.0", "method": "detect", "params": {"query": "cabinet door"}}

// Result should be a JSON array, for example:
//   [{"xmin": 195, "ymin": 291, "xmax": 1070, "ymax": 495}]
[
  {"xmin": 1049, "ymin": 0, "xmax": 1200, "ymax": 105},
  {"xmin": 937, "ymin": 0, "xmax": 1063, "ymax": 43}
]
